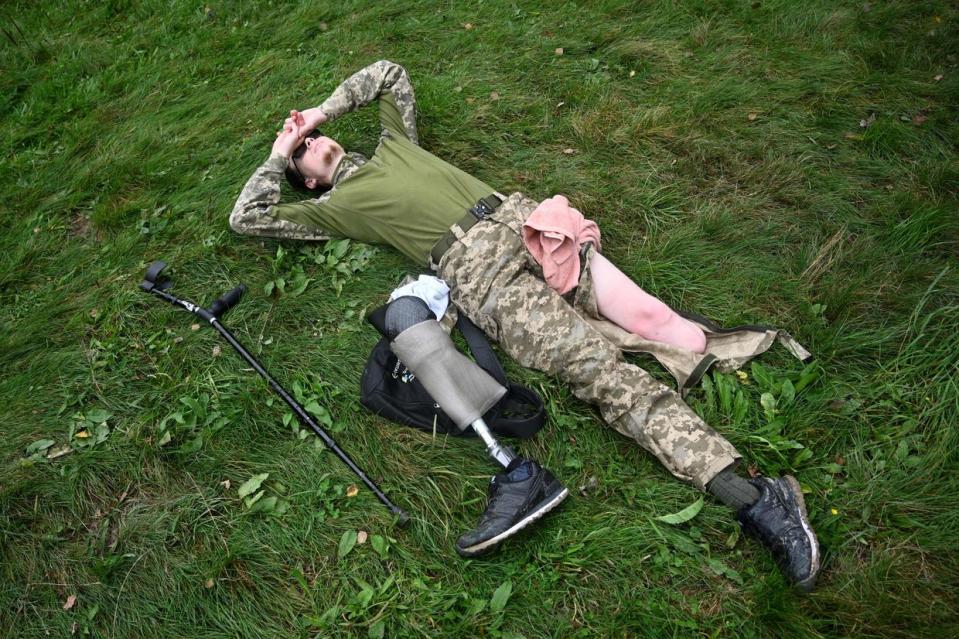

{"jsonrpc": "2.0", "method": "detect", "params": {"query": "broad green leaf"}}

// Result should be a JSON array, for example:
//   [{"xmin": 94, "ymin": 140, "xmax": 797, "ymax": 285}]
[
  {"xmin": 780, "ymin": 379, "xmax": 796, "ymax": 406},
  {"xmin": 467, "ymin": 598, "xmax": 487, "ymax": 615},
  {"xmin": 489, "ymin": 579, "xmax": 512, "ymax": 613},
  {"xmin": 86, "ymin": 409, "xmax": 112, "ymax": 423},
  {"xmin": 370, "ymin": 535, "xmax": 388, "ymax": 558},
  {"xmin": 654, "ymin": 497, "xmax": 704, "ymax": 525},
  {"xmin": 177, "ymin": 434, "xmax": 202, "ymax": 454},
  {"xmin": 716, "ymin": 373, "xmax": 732, "ymax": 413},
  {"xmin": 725, "ymin": 526, "xmax": 740, "ymax": 548},
  {"xmin": 355, "ymin": 585, "xmax": 374, "ymax": 607},
  {"xmin": 732, "ymin": 389, "xmax": 748, "ymax": 425},
  {"xmin": 94, "ymin": 422, "xmax": 110, "ymax": 444},
  {"xmin": 794, "ymin": 361, "xmax": 820, "ymax": 392},
  {"xmin": 243, "ymin": 489, "xmax": 265, "ymax": 508},
  {"xmin": 26, "ymin": 439, "xmax": 55, "ymax": 454},
  {"xmin": 305, "ymin": 401, "xmax": 333, "ymax": 426},
  {"xmin": 338, "ymin": 530, "xmax": 358, "ymax": 559},
  {"xmin": 760, "ymin": 392, "xmax": 777, "ymax": 421},
  {"xmin": 180, "ymin": 396, "xmax": 205, "ymax": 420},
  {"xmin": 895, "ymin": 440, "xmax": 909, "ymax": 461},
  {"xmin": 379, "ymin": 574, "xmax": 396, "ymax": 593},
  {"xmin": 290, "ymin": 277, "xmax": 312, "ymax": 296},
  {"xmin": 368, "ymin": 620, "xmax": 385, "ymax": 639},
  {"xmin": 706, "ymin": 557, "xmax": 744, "ymax": 585},
  {"xmin": 332, "ymin": 239, "xmax": 351, "ymax": 259},
  {"xmin": 793, "ymin": 448, "xmax": 814, "ymax": 465},
  {"xmin": 750, "ymin": 362, "xmax": 775, "ymax": 392},
  {"xmin": 247, "ymin": 495, "xmax": 277, "ymax": 514},
  {"xmin": 157, "ymin": 430, "xmax": 172, "ymax": 447},
  {"xmin": 238, "ymin": 473, "xmax": 269, "ymax": 499}
]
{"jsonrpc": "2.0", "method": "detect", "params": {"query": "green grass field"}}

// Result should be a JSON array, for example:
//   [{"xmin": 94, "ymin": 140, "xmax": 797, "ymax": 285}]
[{"xmin": 2, "ymin": 1, "xmax": 957, "ymax": 637}]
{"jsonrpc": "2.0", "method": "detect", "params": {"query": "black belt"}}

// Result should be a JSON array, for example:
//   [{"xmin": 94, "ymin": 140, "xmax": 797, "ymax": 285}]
[{"xmin": 430, "ymin": 194, "xmax": 504, "ymax": 265}]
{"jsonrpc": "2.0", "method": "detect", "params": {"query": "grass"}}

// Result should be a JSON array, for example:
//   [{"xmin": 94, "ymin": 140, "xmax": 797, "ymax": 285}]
[{"xmin": 1, "ymin": 0, "xmax": 957, "ymax": 637}]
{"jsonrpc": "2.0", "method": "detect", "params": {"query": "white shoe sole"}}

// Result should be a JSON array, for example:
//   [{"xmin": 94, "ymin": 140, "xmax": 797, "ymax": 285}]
[
  {"xmin": 457, "ymin": 487, "xmax": 570, "ymax": 557},
  {"xmin": 784, "ymin": 475, "xmax": 820, "ymax": 592}
]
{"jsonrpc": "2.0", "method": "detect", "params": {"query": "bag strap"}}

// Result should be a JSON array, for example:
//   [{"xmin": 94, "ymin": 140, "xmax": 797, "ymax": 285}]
[
  {"xmin": 454, "ymin": 314, "xmax": 544, "ymax": 439},
  {"xmin": 454, "ymin": 313, "xmax": 508, "ymax": 387},
  {"xmin": 480, "ymin": 383, "xmax": 545, "ymax": 438}
]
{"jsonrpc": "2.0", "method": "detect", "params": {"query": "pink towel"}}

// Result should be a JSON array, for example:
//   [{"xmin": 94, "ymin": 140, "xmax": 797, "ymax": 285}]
[{"xmin": 522, "ymin": 195, "xmax": 602, "ymax": 295}]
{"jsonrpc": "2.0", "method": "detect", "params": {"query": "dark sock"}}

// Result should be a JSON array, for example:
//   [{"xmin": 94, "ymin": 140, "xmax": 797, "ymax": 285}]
[
  {"xmin": 505, "ymin": 458, "xmax": 533, "ymax": 481},
  {"xmin": 707, "ymin": 465, "xmax": 760, "ymax": 510}
]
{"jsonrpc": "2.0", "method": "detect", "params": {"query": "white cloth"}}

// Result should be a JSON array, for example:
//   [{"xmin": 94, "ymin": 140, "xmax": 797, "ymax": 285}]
[{"xmin": 388, "ymin": 275, "xmax": 451, "ymax": 319}]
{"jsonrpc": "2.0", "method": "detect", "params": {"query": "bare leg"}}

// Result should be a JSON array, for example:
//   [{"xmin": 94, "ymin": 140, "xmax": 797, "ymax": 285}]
[{"xmin": 589, "ymin": 252, "xmax": 707, "ymax": 353}]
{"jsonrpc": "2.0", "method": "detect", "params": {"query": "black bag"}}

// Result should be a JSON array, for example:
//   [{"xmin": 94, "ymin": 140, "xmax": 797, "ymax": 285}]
[{"xmin": 359, "ymin": 304, "xmax": 545, "ymax": 438}]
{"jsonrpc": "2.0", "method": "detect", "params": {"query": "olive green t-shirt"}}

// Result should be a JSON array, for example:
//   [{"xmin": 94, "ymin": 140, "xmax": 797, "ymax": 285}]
[{"xmin": 273, "ymin": 134, "xmax": 494, "ymax": 265}]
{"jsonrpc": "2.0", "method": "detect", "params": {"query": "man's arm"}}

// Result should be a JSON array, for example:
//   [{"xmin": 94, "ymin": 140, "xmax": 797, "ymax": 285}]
[
  {"xmin": 229, "ymin": 127, "xmax": 332, "ymax": 241},
  {"xmin": 316, "ymin": 59, "xmax": 418, "ymax": 144}
]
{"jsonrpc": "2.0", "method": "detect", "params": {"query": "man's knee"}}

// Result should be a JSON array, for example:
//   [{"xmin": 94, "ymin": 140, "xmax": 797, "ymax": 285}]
[
  {"xmin": 384, "ymin": 295, "xmax": 434, "ymax": 340},
  {"xmin": 631, "ymin": 297, "xmax": 673, "ymax": 326}
]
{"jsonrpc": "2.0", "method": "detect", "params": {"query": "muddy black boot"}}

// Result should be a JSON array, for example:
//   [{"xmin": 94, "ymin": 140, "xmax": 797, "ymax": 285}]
[
  {"xmin": 738, "ymin": 475, "xmax": 821, "ymax": 591},
  {"xmin": 456, "ymin": 459, "xmax": 568, "ymax": 557}
]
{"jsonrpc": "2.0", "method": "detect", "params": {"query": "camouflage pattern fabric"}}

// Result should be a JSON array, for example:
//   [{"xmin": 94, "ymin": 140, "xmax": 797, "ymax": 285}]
[
  {"xmin": 437, "ymin": 193, "xmax": 740, "ymax": 489},
  {"xmin": 229, "ymin": 154, "xmax": 333, "ymax": 240},
  {"xmin": 229, "ymin": 151, "xmax": 370, "ymax": 240},
  {"xmin": 318, "ymin": 59, "xmax": 419, "ymax": 144}
]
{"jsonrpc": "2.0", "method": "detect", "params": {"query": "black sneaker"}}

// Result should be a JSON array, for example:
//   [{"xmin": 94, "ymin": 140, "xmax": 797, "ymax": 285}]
[
  {"xmin": 456, "ymin": 459, "xmax": 569, "ymax": 557},
  {"xmin": 738, "ymin": 475, "xmax": 821, "ymax": 592}
]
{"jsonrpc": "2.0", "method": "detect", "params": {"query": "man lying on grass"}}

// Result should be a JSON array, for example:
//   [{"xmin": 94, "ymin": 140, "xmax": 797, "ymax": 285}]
[{"xmin": 230, "ymin": 60, "xmax": 821, "ymax": 590}]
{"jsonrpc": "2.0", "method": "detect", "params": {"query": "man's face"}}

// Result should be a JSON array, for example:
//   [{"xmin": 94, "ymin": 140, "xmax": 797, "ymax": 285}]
[{"xmin": 290, "ymin": 134, "xmax": 343, "ymax": 189}]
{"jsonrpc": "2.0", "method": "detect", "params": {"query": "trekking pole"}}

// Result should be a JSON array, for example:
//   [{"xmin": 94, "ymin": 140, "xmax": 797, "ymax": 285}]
[{"xmin": 138, "ymin": 260, "xmax": 410, "ymax": 526}]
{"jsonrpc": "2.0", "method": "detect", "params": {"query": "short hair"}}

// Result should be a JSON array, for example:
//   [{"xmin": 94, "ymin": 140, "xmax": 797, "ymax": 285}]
[{"xmin": 283, "ymin": 129, "xmax": 332, "ymax": 194}]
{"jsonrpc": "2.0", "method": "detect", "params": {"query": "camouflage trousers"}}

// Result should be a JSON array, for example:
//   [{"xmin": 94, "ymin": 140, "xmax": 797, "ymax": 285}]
[{"xmin": 436, "ymin": 193, "xmax": 740, "ymax": 489}]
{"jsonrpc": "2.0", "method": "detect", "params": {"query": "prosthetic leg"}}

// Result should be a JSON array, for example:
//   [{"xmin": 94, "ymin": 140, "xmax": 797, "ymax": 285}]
[
  {"xmin": 385, "ymin": 296, "xmax": 569, "ymax": 556},
  {"xmin": 386, "ymin": 297, "xmax": 517, "ymax": 467}
]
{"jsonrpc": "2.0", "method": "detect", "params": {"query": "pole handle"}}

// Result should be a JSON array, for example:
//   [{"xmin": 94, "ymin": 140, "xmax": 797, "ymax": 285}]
[{"xmin": 209, "ymin": 285, "xmax": 246, "ymax": 318}]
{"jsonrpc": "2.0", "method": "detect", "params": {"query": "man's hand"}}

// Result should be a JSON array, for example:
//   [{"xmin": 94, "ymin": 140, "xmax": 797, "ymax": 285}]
[
  {"xmin": 285, "ymin": 108, "xmax": 327, "ymax": 133},
  {"xmin": 272, "ymin": 119, "xmax": 305, "ymax": 159}
]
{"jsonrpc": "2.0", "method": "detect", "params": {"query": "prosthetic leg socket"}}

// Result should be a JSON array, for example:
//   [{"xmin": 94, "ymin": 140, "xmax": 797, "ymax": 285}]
[{"xmin": 390, "ymin": 320, "xmax": 508, "ymax": 431}]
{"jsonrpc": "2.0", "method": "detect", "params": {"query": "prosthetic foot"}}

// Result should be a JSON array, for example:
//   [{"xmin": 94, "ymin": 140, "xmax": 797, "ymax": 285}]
[
  {"xmin": 738, "ymin": 475, "xmax": 821, "ymax": 591},
  {"xmin": 456, "ymin": 458, "xmax": 569, "ymax": 557}
]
